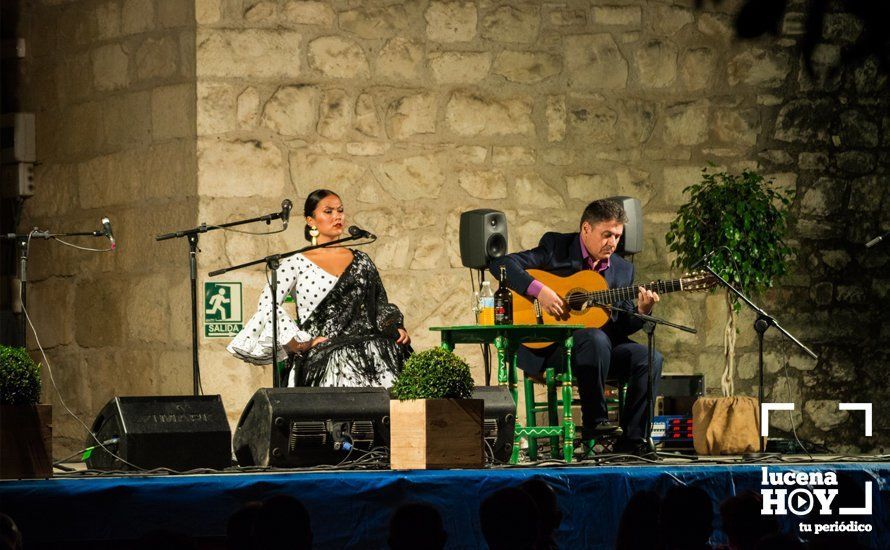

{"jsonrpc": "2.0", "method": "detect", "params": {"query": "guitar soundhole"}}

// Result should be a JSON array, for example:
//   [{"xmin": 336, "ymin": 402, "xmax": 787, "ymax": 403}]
[{"xmin": 565, "ymin": 290, "xmax": 586, "ymax": 313}]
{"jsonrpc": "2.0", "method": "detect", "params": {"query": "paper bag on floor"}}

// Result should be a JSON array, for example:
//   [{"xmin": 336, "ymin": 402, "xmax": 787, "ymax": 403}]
[{"xmin": 692, "ymin": 397, "xmax": 760, "ymax": 455}]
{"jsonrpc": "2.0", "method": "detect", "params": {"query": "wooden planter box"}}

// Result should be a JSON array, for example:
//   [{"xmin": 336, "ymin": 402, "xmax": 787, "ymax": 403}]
[
  {"xmin": 390, "ymin": 399, "xmax": 484, "ymax": 470},
  {"xmin": 0, "ymin": 403, "xmax": 53, "ymax": 479}
]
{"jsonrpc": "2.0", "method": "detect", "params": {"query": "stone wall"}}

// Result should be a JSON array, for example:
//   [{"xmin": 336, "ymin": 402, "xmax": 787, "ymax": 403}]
[
  {"xmin": 19, "ymin": 0, "xmax": 198, "ymax": 457},
  {"xmin": 18, "ymin": 0, "xmax": 887, "ymax": 456}
]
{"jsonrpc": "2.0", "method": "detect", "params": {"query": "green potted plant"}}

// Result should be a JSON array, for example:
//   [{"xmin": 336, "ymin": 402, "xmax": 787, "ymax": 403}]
[
  {"xmin": 665, "ymin": 167, "xmax": 794, "ymax": 454},
  {"xmin": 389, "ymin": 347, "xmax": 483, "ymax": 469},
  {"xmin": 1, "ymin": 345, "xmax": 52, "ymax": 478}
]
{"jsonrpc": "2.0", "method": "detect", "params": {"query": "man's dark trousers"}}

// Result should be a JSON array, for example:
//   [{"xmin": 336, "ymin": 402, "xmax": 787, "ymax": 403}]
[{"xmin": 573, "ymin": 328, "xmax": 662, "ymax": 441}]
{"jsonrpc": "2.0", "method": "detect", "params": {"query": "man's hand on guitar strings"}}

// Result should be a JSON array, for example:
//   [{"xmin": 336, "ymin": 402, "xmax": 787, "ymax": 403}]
[
  {"xmin": 538, "ymin": 285, "xmax": 568, "ymax": 319},
  {"xmin": 637, "ymin": 286, "xmax": 660, "ymax": 315}
]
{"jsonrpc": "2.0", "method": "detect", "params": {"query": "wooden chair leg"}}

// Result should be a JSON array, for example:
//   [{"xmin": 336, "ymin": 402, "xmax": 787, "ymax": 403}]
[
  {"xmin": 523, "ymin": 375, "xmax": 538, "ymax": 460},
  {"xmin": 545, "ymin": 368, "xmax": 559, "ymax": 458}
]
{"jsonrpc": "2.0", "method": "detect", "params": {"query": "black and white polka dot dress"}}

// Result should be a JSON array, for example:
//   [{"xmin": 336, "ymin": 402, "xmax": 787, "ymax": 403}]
[{"xmin": 228, "ymin": 251, "xmax": 410, "ymax": 388}]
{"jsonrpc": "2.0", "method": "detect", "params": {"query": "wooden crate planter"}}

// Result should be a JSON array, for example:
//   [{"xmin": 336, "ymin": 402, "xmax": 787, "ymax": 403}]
[
  {"xmin": 0, "ymin": 404, "xmax": 53, "ymax": 479},
  {"xmin": 390, "ymin": 398, "xmax": 484, "ymax": 470}
]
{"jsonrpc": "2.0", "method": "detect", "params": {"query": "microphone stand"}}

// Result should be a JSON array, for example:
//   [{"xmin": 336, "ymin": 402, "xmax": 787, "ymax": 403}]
[
  {"xmin": 601, "ymin": 302, "xmax": 697, "ymax": 458},
  {"xmin": 156, "ymin": 210, "xmax": 287, "ymax": 397},
  {"xmin": 3, "ymin": 228, "xmax": 106, "ymax": 348},
  {"xmin": 699, "ymin": 260, "xmax": 817, "ymax": 453},
  {"xmin": 208, "ymin": 234, "xmax": 372, "ymax": 388}
]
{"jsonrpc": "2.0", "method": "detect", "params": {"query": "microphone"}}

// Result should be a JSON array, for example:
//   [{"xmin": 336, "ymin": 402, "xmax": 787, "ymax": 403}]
[
  {"xmin": 101, "ymin": 217, "xmax": 116, "ymax": 250},
  {"xmin": 865, "ymin": 231, "xmax": 888, "ymax": 249},
  {"xmin": 348, "ymin": 225, "xmax": 376, "ymax": 240},
  {"xmin": 690, "ymin": 249, "xmax": 717, "ymax": 269},
  {"xmin": 280, "ymin": 199, "xmax": 292, "ymax": 229}
]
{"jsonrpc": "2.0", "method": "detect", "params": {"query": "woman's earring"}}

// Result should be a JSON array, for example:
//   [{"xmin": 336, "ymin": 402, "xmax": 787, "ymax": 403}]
[{"xmin": 309, "ymin": 225, "xmax": 319, "ymax": 246}]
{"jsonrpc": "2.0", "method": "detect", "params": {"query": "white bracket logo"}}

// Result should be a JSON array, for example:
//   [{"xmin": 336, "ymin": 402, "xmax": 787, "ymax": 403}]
[
  {"xmin": 839, "ymin": 403, "xmax": 872, "ymax": 437},
  {"xmin": 761, "ymin": 403, "xmax": 795, "ymax": 437},
  {"xmin": 761, "ymin": 402, "xmax": 873, "ymax": 437}
]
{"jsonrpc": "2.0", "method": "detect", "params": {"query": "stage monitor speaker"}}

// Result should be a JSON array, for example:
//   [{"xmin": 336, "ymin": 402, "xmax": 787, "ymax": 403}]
[
  {"xmin": 472, "ymin": 386, "xmax": 516, "ymax": 463},
  {"xmin": 459, "ymin": 209, "xmax": 508, "ymax": 269},
  {"xmin": 604, "ymin": 196, "xmax": 643, "ymax": 256},
  {"xmin": 233, "ymin": 387, "xmax": 391, "ymax": 467},
  {"xmin": 656, "ymin": 374, "xmax": 704, "ymax": 416},
  {"xmin": 86, "ymin": 395, "xmax": 232, "ymax": 471}
]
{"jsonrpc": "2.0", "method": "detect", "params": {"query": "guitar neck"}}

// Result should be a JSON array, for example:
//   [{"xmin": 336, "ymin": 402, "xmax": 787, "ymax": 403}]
[{"xmin": 587, "ymin": 279, "xmax": 685, "ymax": 305}]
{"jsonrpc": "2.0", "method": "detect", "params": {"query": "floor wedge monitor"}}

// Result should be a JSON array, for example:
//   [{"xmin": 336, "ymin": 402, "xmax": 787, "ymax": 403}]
[
  {"xmin": 86, "ymin": 395, "xmax": 232, "ymax": 471},
  {"xmin": 234, "ymin": 387, "xmax": 391, "ymax": 467}
]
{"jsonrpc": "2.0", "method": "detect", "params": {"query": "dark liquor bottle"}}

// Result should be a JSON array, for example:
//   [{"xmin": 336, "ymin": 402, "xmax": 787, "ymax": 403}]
[{"xmin": 494, "ymin": 265, "xmax": 513, "ymax": 325}]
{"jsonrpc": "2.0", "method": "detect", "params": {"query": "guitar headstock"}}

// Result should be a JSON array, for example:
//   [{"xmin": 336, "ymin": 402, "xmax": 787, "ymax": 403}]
[{"xmin": 681, "ymin": 271, "xmax": 720, "ymax": 291}]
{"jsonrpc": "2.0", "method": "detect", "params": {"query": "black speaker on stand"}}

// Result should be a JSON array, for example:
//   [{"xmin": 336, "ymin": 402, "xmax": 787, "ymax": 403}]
[
  {"xmin": 86, "ymin": 395, "xmax": 232, "ymax": 471},
  {"xmin": 459, "ymin": 209, "xmax": 509, "ymax": 386},
  {"xmin": 459, "ymin": 209, "xmax": 508, "ymax": 269}
]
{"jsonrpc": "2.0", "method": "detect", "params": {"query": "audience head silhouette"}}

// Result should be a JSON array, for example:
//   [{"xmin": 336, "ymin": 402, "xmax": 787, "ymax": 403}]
[
  {"xmin": 519, "ymin": 478, "xmax": 562, "ymax": 549},
  {"xmin": 719, "ymin": 491, "xmax": 778, "ymax": 550},
  {"xmin": 660, "ymin": 485, "xmax": 713, "ymax": 550},
  {"xmin": 616, "ymin": 490, "xmax": 661, "ymax": 550},
  {"xmin": 253, "ymin": 495, "xmax": 312, "ymax": 550},
  {"xmin": 388, "ymin": 502, "xmax": 447, "ymax": 550},
  {"xmin": 480, "ymin": 487, "xmax": 540, "ymax": 550},
  {"xmin": 226, "ymin": 501, "xmax": 262, "ymax": 550}
]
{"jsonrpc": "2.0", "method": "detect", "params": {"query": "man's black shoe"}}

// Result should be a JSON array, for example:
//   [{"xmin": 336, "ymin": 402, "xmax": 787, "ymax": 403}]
[
  {"xmin": 583, "ymin": 421, "xmax": 622, "ymax": 439},
  {"xmin": 613, "ymin": 438, "xmax": 654, "ymax": 457}
]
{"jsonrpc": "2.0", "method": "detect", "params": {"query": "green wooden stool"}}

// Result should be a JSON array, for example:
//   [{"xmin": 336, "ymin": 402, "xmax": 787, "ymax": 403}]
[{"xmin": 522, "ymin": 368, "xmax": 627, "ymax": 459}]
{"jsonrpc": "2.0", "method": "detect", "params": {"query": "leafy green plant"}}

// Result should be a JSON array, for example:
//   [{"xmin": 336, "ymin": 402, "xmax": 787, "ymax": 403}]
[
  {"xmin": 0, "ymin": 345, "xmax": 42, "ymax": 405},
  {"xmin": 665, "ymin": 167, "xmax": 794, "ymax": 395},
  {"xmin": 391, "ymin": 347, "xmax": 475, "ymax": 401}
]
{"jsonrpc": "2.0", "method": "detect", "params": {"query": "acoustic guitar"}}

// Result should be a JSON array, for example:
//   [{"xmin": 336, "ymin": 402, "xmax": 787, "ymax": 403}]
[{"xmin": 511, "ymin": 269, "xmax": 718, "ymax": 349}]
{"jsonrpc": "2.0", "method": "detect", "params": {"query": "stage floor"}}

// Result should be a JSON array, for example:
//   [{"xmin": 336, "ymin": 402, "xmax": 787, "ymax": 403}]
[{"xmin": 1, "ymin": 456, "xmax": 887, "ymax": 549}]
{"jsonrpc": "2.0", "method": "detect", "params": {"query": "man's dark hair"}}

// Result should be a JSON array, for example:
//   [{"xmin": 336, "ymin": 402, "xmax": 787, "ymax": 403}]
[{"xmin": 580, "ymin": 199, "xmax": 627, "ymax": 228}]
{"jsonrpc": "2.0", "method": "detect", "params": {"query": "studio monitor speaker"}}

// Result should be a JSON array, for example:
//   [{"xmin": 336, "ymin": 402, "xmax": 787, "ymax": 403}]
[
  {"xmin": 604, "ymin": 196, "xmax": 643, "ymax": 256},
  {"xmin": 86, "ymin": 395, "xmax": 232, "ymax": 471},
  {"xmin": 459, "ymin": 209, "xmax": 508, "ymax": 269}
]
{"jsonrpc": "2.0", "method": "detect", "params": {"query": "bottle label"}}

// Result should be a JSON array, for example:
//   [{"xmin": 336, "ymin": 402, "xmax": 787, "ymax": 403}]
[{"xmin": 494, "ymin": 299, "xmax": 512, "ymax": 325}]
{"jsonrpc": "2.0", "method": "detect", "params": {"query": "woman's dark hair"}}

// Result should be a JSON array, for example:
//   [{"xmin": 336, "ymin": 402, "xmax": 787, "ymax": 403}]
[{"xmin": 303, "ymin": 189, "xmax": 339, "ymax": 242}]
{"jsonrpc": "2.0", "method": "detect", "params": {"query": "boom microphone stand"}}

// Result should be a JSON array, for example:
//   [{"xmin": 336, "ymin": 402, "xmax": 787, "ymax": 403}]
[
  {"xmin": 604, "ymin": 302, "xmax": 697, "ymax": 458},
  {"xmin": 208, "ymin": 232, "xmax": 374, "ymax": 388},
  {"xmin": 697, "ymin": 255, "xmax": 818, "ymax": 453},
  {"xmin": 156, "ymin": 203, "xmax": 291, "ymax": 396},
  {"xmin": 3, "ymin": 227, "xmax": 110, "ymax": 348}
]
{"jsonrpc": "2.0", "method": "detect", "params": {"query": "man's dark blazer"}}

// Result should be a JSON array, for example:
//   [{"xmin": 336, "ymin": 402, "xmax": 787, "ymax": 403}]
[{"xmin": 489, "ymin": 231, "xmax": 643, "ymax": 344}]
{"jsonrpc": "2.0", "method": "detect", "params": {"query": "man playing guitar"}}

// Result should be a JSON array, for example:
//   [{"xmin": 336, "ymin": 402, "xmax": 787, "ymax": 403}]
[{"xmin": 489, "ymin": 199, "xmax": 662, "ymax": 456}]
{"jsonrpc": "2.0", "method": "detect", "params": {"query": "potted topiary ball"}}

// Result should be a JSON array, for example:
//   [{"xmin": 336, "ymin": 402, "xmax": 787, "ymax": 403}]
[
  {"xmin": 1, "ymin": 345, "xmax": 52, "ymax": 478},
  {"xmin": 389, "ymin": 347, "xmax": 482, "ymax": 469}
]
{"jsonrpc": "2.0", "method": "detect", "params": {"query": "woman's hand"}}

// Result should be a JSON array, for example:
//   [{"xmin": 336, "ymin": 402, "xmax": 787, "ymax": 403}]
[
  {"xmin": 396, "ymin": 328, "xmax": 411, "ymax": 345},
  {"xmin": 285, "ymin": 336, "xmax": 328, "ymax": 353}
]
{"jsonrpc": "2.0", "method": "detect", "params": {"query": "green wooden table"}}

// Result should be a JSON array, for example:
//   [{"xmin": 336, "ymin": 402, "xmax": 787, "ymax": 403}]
[{"xmin": 429, "ymin": 324, "xmax": 585, "ymax": 463}]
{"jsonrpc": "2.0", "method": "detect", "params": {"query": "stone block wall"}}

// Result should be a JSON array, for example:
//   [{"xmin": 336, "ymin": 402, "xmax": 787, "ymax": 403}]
[
  {"xmin": 18, "ymin": 0, "xmax": 887, "ymax": 456},
  {"xmin": 194, "ymin": 0, "xmax": 888, "ymax": 452},
  {"xmin": 18, "ymin": 0, "xmax": 198, "ymax": 457}
]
